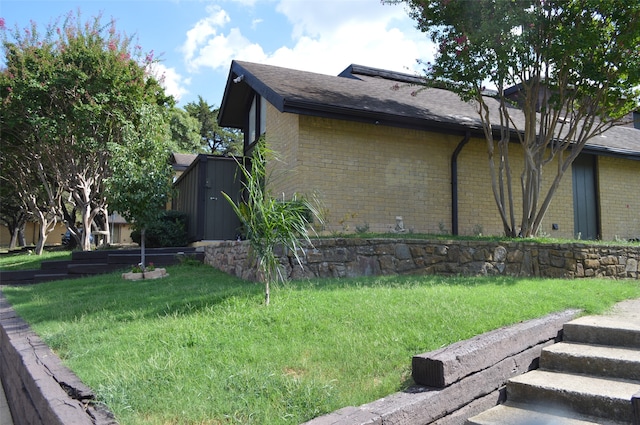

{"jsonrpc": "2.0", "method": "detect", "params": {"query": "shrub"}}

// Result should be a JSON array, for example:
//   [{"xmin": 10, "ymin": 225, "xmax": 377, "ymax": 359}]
[{"xmin": 131, "ymin": 210, "xmax": 188, "ymax": 248}]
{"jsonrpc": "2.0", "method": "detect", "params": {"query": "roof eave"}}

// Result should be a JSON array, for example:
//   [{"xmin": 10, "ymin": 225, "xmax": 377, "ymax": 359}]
[{"xmin": 281, "ymin": 98, "xmax": 484, "ymax": 136}]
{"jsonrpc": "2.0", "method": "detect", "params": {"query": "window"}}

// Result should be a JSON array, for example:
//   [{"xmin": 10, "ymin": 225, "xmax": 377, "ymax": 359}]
[
  {"xmin": 634, "ymin": 111, "xmax": 640, "ymax": 130},
  {"xmin": 247, "ymin": 94, "xmax": 267, "ymax": 145}
]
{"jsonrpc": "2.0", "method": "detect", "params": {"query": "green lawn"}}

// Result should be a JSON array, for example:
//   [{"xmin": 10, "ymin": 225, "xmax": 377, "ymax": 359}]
[
  {"xmin": 0, "ymin": 249, "xmax": 71, "ymax": 271},
  {"xmin": 2, "ymin": 262, "xmax": 639, "ymax": 425}
]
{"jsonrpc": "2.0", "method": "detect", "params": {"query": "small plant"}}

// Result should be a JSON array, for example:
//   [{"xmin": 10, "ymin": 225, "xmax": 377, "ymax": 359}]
[
  {"xmin": 472, "ymin": 224, "xmax": 484, "ymax": 237},
  {"xmin": 146, "ymin": 262, "xmax": 155, "ymax": 271},
  {"xmin": 222, "ymin": 138, "xmax": 322, "ymax": 305},
  {"xmin": 131, "ymin": 264, "xmax": 143, "ymax": 273},
  {"xmin": 338, "ymin": 212, "xmax": 358, "ymax": 233}
]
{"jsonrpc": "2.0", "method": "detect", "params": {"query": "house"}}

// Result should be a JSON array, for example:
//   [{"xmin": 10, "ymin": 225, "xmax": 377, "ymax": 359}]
[{"xmin": 217, "ymin": 60, "xmax": 640, "ymax": 241}]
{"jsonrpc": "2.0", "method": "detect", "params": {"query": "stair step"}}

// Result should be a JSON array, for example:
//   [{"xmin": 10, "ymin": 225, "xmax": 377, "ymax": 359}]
[
  {"xmin": 467, "ymin": 402, "xmax": 629, "ymax": 425},
  {"xmin": 39, "ymin": 260, "xmax": 74, "ymax": 271},
  {"xmin": 563, "ymin": 316, "xmax": 640, "ymax": 349},
  {"xmin": 541, "ymin": 342, "xmax": 640, "ymax": 380},
  {"xmin": 66, "ymin": 263, "xmax": 112, "ymax": 274},
  {"xmin": 506, "ymin": 370, "xmax": 639, "ymax": 422}
]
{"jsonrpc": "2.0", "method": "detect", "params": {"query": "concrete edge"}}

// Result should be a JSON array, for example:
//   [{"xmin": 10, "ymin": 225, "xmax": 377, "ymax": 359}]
[
  {"xmin": 412, "ymin": 309, "xmax": 581, "ymax": 387},
  {"xmin": 0, "ymin": 291, "xmax": 117, "ymax": 425},
  {"xmin": 302, "ymin": 309, "xmax": 581, "ymax": 425}
]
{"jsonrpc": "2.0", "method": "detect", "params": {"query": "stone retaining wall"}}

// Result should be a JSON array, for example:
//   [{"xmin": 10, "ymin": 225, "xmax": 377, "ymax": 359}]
[{"xmin": 204, "ymin": 238, "xmax": 640, "ymax": 282}]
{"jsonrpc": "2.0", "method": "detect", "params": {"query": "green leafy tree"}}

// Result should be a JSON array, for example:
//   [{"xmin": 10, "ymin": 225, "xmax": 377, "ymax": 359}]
[
  {"xmin": 167, "ymin": 107, "xmax": 201, "ymax": 153},
  {"xmin": 106, "ymin": 104, "xmax": 174, "ymax": 270},
  {"xmin": 387, "ymin": 0, "xmax": 640, "ymax": 237},
  {"xmin": 184, "ymin": 96, "xmax": 243, "ymax": 155},
  {"xmin": 222, "ymin": 139, "xmax": 320, "ymax": 305},
  {"xmin": 1, "ymin": 12, "xmax": 172, "ymax": 252}
]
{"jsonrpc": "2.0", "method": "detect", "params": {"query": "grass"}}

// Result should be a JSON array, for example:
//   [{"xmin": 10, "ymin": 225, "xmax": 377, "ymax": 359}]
[
  {"xmin": 0, "ymin": 249, "xmax": 72, "ymax": 271},
  {"xmin": 1, "ymin": 262, "xmax": 639, "ymax": 425}
]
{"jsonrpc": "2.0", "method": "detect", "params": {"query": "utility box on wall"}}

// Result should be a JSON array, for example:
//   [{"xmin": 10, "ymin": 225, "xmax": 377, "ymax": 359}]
[{"xmin": 173, "ymin": 155, "xmax": 243, "ymax": 242}]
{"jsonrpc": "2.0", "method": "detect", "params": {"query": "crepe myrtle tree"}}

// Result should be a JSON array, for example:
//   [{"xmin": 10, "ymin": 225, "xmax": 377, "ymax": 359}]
[
  {"xmin": 386, "ymin": 0, "xmax": 640, "ymax": 237},
  {"xmin": 106, "ymin": 104, "xmax": 174, "ymax": 271},
  {"xmin": 222, "ymin": 139, "xmax": 321, "ymax": 305},
  {"xmin": 1, "ymin": 12, "xmax": 172, "ymax": 251}
]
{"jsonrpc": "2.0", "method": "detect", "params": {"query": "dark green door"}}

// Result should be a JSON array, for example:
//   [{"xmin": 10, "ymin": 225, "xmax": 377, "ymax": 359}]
[
  {"xmin": 205, "ymin": 158, "xmax": 242, "ymax": 240},
  {"xmin": 572, "ymin": 154, "xmax": 599, "ymax": 240}
]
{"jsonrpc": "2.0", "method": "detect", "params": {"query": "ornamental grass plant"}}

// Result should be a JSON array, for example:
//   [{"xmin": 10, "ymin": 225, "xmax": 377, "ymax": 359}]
[{"xmin": 2, "ymin": 262, "xmax": 639, "ymax": 424}]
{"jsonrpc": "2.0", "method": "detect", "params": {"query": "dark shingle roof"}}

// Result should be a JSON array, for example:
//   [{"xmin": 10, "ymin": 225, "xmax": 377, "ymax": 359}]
[{"xmin": 218, "ymin": 60, "xmax": 640, "ymax": 159}]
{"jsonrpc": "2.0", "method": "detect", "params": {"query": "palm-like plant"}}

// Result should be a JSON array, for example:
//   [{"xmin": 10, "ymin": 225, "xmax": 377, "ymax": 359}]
[{"xmin": 222, "ymin": 139, "xmax": 320, "ymax": 305}]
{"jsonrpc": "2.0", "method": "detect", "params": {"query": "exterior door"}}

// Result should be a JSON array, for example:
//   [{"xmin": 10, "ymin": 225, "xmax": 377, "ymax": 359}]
[
  {"xmin": 572, "ymin": 154, "xmax": 599, "ymax": 240},
  {"xmin": 205, "ymin": 159, "xmax": 242, "ymax": 240}
]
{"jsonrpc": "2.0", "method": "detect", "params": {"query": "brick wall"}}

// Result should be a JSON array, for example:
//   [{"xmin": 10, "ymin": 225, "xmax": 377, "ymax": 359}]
[
  {"xmin": 456, "ymin": 140, "xmax": 575, "ymax": 238},
  {"xmin": 264, "ymin": 109, "xmax": 580, "ymax": 239},
  {"xmin": 598, "ymin": 156, "xmax": 640, "ymax": 241}
]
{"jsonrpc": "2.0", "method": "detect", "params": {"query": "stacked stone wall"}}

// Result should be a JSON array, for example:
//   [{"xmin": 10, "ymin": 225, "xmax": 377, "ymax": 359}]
[{"xmin": 204, "ymin": 238, "xmax": 639, "ymax": 281}]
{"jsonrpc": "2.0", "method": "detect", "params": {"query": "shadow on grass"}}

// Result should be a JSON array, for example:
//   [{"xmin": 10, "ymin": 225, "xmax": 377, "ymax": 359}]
[
  {"xmin": 1, "ymin": 264, "xmax": 264, "ymax": 325},
  {"xmin": 3, "ymin": 263, "xmax": 524, "ymax": 330}
]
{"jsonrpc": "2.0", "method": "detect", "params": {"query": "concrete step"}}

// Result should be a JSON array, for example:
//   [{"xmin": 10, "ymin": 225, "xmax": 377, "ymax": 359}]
[
  {"xmin": 563, "ymin": 316, "xmax": 640, "ymax": 349},
  {"xmin": 39, "ymin": 260, "xmax": 74, "ymax": 271},
  {"xmin": 0, "ymin": 270, "xmax": 36, "ymax": 285},
  {"xmin": 541, "ymin": 342, "xmax": 640, "ymax": 381},
  {"xmin": 467, "ymin": 402, "xmax": 628, "ymax": 425},
  {"xmin": 506, "ymin": 370, "xmax": 639, "ymax": 422},
  {"xmin": 66, "ymin": 263, "xmax": 113, "ymax": 275}
]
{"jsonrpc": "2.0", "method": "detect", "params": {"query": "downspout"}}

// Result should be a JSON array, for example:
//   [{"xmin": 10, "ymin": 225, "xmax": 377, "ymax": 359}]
[{"xmin": 451, "ymin": 131, "xmax": 471, "ymax": 236}]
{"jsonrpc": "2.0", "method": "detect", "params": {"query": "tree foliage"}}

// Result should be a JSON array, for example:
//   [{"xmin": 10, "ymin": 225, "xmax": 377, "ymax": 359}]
[
  {"xmin": 106, "ymin": 104, "xmax": 174, "ymax": 269},
  {"xmin": 387, "ymin": 0, "xmax": 640, "ymax": 237},
  {"xmin": 167, "ymin": 107, "xmax": 201, "ymax": 153},
  {"xmin": 184, "ymin": 96, "xmax": 243, "ymax": 155},
  {"xmin": 1, "ymin": 11, "xmax": 173, "ymax": 252}
]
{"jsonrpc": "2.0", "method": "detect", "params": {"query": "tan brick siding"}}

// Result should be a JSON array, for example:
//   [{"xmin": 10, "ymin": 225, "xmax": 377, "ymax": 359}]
[
  {"xmin": 597, "ymin": 156, "xmax": 640, "ymax": 240},
  {"xmin": 269, "ymin": 112, "xmax": 458, "ymax": 234},
  {"xmin": 264, "ymin": 105, "xmax": 634, "ymax": 240},
  {"xmin": 456, "ymin": 140, "xmax": 574, "ymax": 238}
]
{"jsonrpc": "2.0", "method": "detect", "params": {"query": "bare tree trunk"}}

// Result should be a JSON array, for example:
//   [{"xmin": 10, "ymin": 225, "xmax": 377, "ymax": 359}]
[
  {"xmin": 100, "ymin": 207, "xmax": 111, "ymax": 246},
  {"xmin": 34, "ymin": 212, "xmax": 57, "ymax": 255},
  {"xmin": 265, "ymin": 280, "xmax": 270, "ymax": 306},
  {"xmin": 9, "ymin": 227, "xmax": 19, "ymax": 249},
  {"xmin": 18, "ymin": 225, "xmax": 26, "ymax": 247}
]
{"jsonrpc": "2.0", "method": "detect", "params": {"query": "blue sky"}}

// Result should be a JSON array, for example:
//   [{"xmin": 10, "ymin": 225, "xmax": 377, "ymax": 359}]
[{"xmin": 1, "ymin": 0, "xmax": 437, "ymax": 108}]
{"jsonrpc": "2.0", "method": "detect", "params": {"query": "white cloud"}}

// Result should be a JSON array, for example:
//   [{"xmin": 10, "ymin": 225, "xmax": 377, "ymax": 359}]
[
  {"xmin": 186, "ymin": 27, "xmax": 268, "ymax": 72},
  {"xmin": 181, "ymin": 0, "xmax": 435, "ymax": 78},
  {"xmin": 150, "ymin": 62, "xmax": 190, "ymax": 103},
  {"xmin": 182, "ymin": 5, "xmax": 230, "ymax": 70}
]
